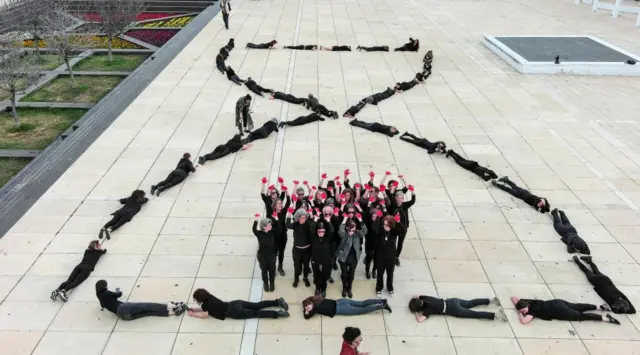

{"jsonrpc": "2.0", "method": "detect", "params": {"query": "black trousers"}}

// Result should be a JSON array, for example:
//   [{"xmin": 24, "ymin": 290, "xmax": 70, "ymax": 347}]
[
  {"xmin": 222, "ymin": 12, "xmax": 229, "ymax": 29},
  {"xmin": 396, "ymin": 230, "xmax": 407, "ymax": 259},
  {"xmin": 284, "ymin": 114, "xmax": 323, "ymax": 127},
  {"xmin": 276, "ymin": 233, "xmax": 287, "ymax": 268},
  {"xmin": 274, "ymin": 92, "xmax": 306, "ymax": 105},
  {"xmin": 448, "ymin": 150, "xmax": 479, "ymax": 171},
  {"xmin": 247, "ymin": 42, "xmax": 271, "ymax": 49},
  {"xmin": 284, "ymin": 45, "xmax": 314, "ymax": 50},
  {"xmin": 247, "ymin": 83, "xmax": 269, "ymax": 96},
  {"xmin": 549, "ymin": 300, "xmax": 601, "ymax": 321},
  {"xmin": 339, "ymin": 259, "xmax": 357, "ymax": 290},
  {"xmin": 493, "ymin": 177, "xmax": 530, "ymax": 200},
  {"xmin": 226, "ymin": 300, "xmax": 279, "ymax": 319},
  {"xmin": 312, "ymin": 261, "xmax": 331, "ymax": 293},
  {"xmin": 359, "ymin": 46, "xmax": 389, "ymax": 52},
  {"xmin": 58, "ymin": 264, "xmax": 92, "ymax": 291},
  {"xmin": 312, "ymin": 104, "xmax": 336, "ymax": 118},
  {"xmin": 292, "ymin": 247, "xmax": 311, "ymax": 280},
  {"xmin": 364, "ymin": 242, "xmax": 377, "ymax": 274},
  {"xmin": 551, "ymin": 209, "xmax": 577, "ymax": 236},
  {"xmin": 203, "ymin": 145, "xmax": 232, "ymax": 162},
  {"xmin": 376, "ymin": 258, "xmax": 395, "ymax": 292},
  {"xmin": 258, "ymin": 253, "xmax": 276, "ymax": 286},
  {"xmin": 445, "ymin": 298, "xmax": 494, "ymax": 320},
  {"xmin": 246, "ymin": 128, "xmax": 273, "ymax": 143},
  {"xmin": 400, "ymin": 133, "xmax": 444, "ymax": 154},
  {"xmin": 343, "ymin": 101, "xmax": 366, "ymax": 117},
  {"xmin": 394, "ymin": 43, "xmax": 417, "ymax": 52},
  {"xmin": 103, "ymin": 210, "xmax": 131, "ymax": 232},
  {"xmin": 155, "ymin": 169, "xmax": 187, "ymax": 194},
  {"xmin": 331, "ymin": 45, "xmax": 351, "ymax": 51},
  {"xmin": 365, "ymin": 90, "xmax": 394, "ymax": 105}
]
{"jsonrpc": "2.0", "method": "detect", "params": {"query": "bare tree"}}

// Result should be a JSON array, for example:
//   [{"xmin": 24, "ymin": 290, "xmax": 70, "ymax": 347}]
[
  {"xmin": 88, "ymin": 0, "xmax": 147, "ymax": 62},
  {"xmin": 0, "ymin": 0, "xmax": 55, "ymax": 60},
  {"xmin": 40, "ymin": 2, "xmax": 88, "ymax": 87},
  {"xmin": 0, "ymin": 40, "xmax": 42, "ymax": 123}
]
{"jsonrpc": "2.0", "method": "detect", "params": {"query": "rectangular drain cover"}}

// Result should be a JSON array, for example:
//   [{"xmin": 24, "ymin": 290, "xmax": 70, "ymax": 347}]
[{"xmin": 483, "ymin": 35, "xmax": 640, "ymax": 76}]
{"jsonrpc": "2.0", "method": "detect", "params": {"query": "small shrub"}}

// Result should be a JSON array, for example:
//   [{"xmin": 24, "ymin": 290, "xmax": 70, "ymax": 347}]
[{"xmin": 7, "ymin": 123, "xmax": 37, "ymax": 133}]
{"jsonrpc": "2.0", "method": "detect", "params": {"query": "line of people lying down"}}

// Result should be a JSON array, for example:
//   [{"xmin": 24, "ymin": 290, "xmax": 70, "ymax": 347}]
[{"xmin": 244, "ymin": 37, "xmax": 420, "ymax": 52}]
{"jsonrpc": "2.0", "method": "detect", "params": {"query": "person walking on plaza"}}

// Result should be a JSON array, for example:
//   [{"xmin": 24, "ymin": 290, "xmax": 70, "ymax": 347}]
[{"xmin": 220, "ymin": 0, "xmax": 231, "ymax": 30}]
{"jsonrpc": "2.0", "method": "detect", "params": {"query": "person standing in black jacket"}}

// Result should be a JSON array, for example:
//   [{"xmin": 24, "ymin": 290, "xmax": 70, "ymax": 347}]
[
  {"xmin": 253, "ymin": 216, "xmax": 278, "ymax": 292},
  {"xmin": 375, "ymin": 215, "xmax": 405, "ymax": 297},
  {"xmin": 363, "ymin": 207, "xmax": 382, "ymax": 280},
  {"xmin": 286, "ymin": 208, "xmax": 314, "ymax": 288},
  {"xmin": 310, "ymin": 219, "xmax": 334, "ymax": 296},
  {"xmin": 262, "ymin": 184, "xmax": 290, "ymax": 276},
  {"xmin": 151, "ymin": 153, "xmax": 196, "ymax": 196},
  {"xmin": 99, "ymin": 190, "xmax": 148, "ymax": 239},
  {"xmin": 388, "ymin": 186, "xmax": 416, "ymax": 266},
  {"xmin": 50, "ymin": 240, "xmax": 106, "ymax": 302}
]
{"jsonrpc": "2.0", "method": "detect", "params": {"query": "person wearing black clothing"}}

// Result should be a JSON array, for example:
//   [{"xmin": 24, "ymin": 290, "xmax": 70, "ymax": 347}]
[
  {"xmin": 336, "ymin": 217, "xmax": 367, "ymax": 298},
  {"xmin": 224, "ymin": 38, "xmax": 235, "ymax": 52},
  {"xmin": 394, "ymin": 38, "xmax": 419, "ymax": 52},
  {"xmin": 394, "ymin": 79, "xmax": 418, "ymax": 92},
  {"xmin": 95, "ymin": 280, "xmax": 186, "ymax": 320},
  {"xmin": 349, "ymin": 119, "xmax": 399, "ymax": 137},
  {"xmin": 245, "ymin": 77, "xmax": 272, "ymax": 97},
  {"xmin": 573, "ymin": 255, "xmax": 635, "ymax": 314},
  {"xmin": 198, "ymin": 134, "xmax": 249, "ymax": 165},
  {"xmin": 321, "ymin": 45, "xmax": 351, "ymax": 51},
  {"xmin": 269, "ymin": 91, "xmax": 307, "ymax": 105},
  {"xmin": 310, "ymin": 220, "xmax": 334, "ymax": 296},
  {"xmin": 512, "ymin": 296, "xmax": 620, "ymax": 324},
  {"xmin": 362, "ymin": 87, "xmax": 395, "ymax": 105},
  {"xmin": 246, "ymin": 40, "xmax": 277, "ymax": 49},
  {"xmin": 492, "ymin": 176, "xmax": 550, "ymax": 213},
  {"xmin": 424, "ymin": 50, "xmax": 433, "ymax": 65},
  {"xmin": 357, "ymin": 45, "xmax": 389, "ymax": 52},
  {"xmin": 400, "ymin": 132, "xmax": 446, "ymax": 154},
  {"xmin": 302, "ymin": 295, "xmax": 391, "ymax": 319},
  {"xmin": 409, "ymin": 295, "xmax": 505, "ymax": 322},
  {"xmin": 189, "ymin": 288, "xmax": 290, "ymax": 320},
  {"xmin": 343, "ymin": 101, "xmax": 366, "ymax": 118},
  {"xmin": 374, "ymin": 215, "xmax": 405, "ymax": 295},
  {"xmin": 269, "ymin": 195, "xmax": 290, "ymax": 276},
  {"xmin": 253, "ymin": 217, "xmax": 278, "ymax": 292},
  {"xmin": 307, "ymin": 94, "xmax": 338, "ymax": 119},
  {"xmin": 220, "ymin": 0, "xmax": 231, "ymax": 29},
  {"xmin": 551, "ymin": 209, "xmax": 590, "ymax": 254},
  {"xmin": 50, "ymin": 240, "xmax": 106, "ymax": 302},
  {"xmin": 244, "ymin": 118, "xmax": 279, "ymax": 143},
  {"xmin": 226, "ymin": 66, "xmax": 244, "ymax": 85},
  {"xmin": 388, "ymin": 189, "xmax": 416, "ymax": 266},
  {"xmin": 151, "ymin": 153, "xmax": 196, "ymax": 196},
  {"xmin": 216, "ymin": 49, "xmax": 228, "ymax": 73},
  {"xmin": 99, "ymin": 190, "xmax": 148, "ymax": 239},
  {"xmin": 286, "ymin": 209, "xmax": 314, "ymax": 288},
  {"xmin": 279, "ymin": 113, "xmax": 324, "ymax": 128},
  {"xmin": 446, "ymin": 149, "xmax": 498, "ymax": 182},
  {"xmin": 362, "ymin": 207, "xmax": 380, "ymax": 280},
  {"xmin": 284, "ymin": 45, "xmax": 318, "ymax": 50}
]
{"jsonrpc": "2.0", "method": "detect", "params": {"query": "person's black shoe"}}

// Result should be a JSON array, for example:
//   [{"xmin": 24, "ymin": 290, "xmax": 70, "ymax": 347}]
[
  {"xmin": 264, "ymin": 283, "xmax": 269, "ymax": 292},
  {"xmin": 292, "ymin": 279, "xmax": 299, "ymax": 288},
  {"xmin": 278, "ymin": 267, "xmax": 285, "ymax": 276},
  {"xmin": 498, "ymin": 176, "xmax": 509, "ymax": 183},
  {"xmin": 342, "ymin": 288, "xmax": 347, "ymax": 297},
  {"xmin": 372, "ymin": 269, "xmax": 377, "ymax": 278},
  {"xmin": 580, "ymin": 256, "xmax": 593, "ymax": 262},
  {"xmin": 278, "ymin": 121, "xmax": 286, "ymax": 128},
  {"xmin": 328, "ymin": 276, "xmax": 334, "ymax": 284},
  {"xmin": 384, "ymin": 301, "xmax": 392, "ymax": 313},
  {"xmin": 150, "ymin": 185, "xmax": 157, "ymax": 195},
  {"xmin": 277, "ymin": 297, "xmax": 289, "ymax": 311},
  {"xmin": 365, "ymin": 271, "xmax": 370, "ymax": 279},
  {"xmin": 551, "ymin": 208, "xmax": 558, "ymax": 215},
  {"xmin": 99, "ymin": 228, "xmax": 106, "ymax": 239},
  {"xmin": 105, "ymin": 229, "xmax": 111, "ymax": 240},
  {"xmin": 347, "ymin": 289, "xmax": 353, "ymax": 299},
  {"xmin": 607, "ymin": 314, "xmax": 621, "ymax": 325},
  {"xmin": 395, "ymin": 258, "xmax": 400, "ymax": 267},
  {"xmin": 269, "ymin": 283, "xmax": 275, "ymax": 292},
  {"xmin": 572, "ymin": 255, "xmax": 580, "ymax": 263},
  {"xmin": 600, "ymin": 304, "xmax": 612, "ymax": 312},
  {"xmin": 491, "ymin": 180, "xmax": 498, "ymax": 187},
  {"xmin": 445, "ymin": 149, "xmax": 451, "ymax": 158},
  {"xmin": 277, "ymin": 310, "xmax": 290, "ymax": 318},
  {"xmin": 198, "ymin": 156, "xmax": 205, "ymax": 165},
  {"xmin": 333, "ymin": 263, "xmax": 338, "ymax": 270},
  {"xmin": 50, "ymin": 290, "xmax": 58, "ymax": 301},
  {"xmin": 303, "ymin": 278, "xmax": 311, "ymax": 287}
]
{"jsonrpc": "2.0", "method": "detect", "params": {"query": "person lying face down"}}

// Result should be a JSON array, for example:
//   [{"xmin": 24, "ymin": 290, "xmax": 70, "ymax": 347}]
[
  {"xmin": 512, "ymin": 296, "xmax": 620, "ymax": 325},
  {"xmin": 95, "ymin": 280, "xmax": 187, "ymax": 321},
  {"xmin": 226, "ymin": 66, "xmax": 245, "ymax": 85},
  {"xmin": 244, "ymin": 77, "xmax": 272, "ymax": 97},
  {"xmin": 394, "ymin": 78, "xmax": 419, "ymax": 92},
  {"xmin": 409, "ymin": 295, "xmax": 506, "ymax": 322},
  {"xmin": 269, "ymin": 91, "xmax": 307, "ymax": 105},
  {"xmin": 445, "ymin": 149, "xmax": 498, "ymax": 181},
  {"xmin": 279, "ymin": 112, "xmax": 324, "ymax": 128},
  {"xmin": 573, "ymin": 255, "xmax": 636, "ymax": 314},
  {"xmin": 362, "ymin": 87, "xmax": 395, "ymax": 105},
  {"xmin": 491, "ymin": 176, "xmax": 549, "ymax": 213},
  {"xmin": 399, "ymin": 132, "xmax": 446, "ymax": 154},
  {"xmin": 99, "ymin": 190, "xmax": 148, "ymax": 239},
  {"xmin": 551, "ymin": 208, "xmax": 590, "ymax": 254},
  {"xmin": 394, "ymin": 37, "xmax": 419, "ymax": 52},
  {"xmin": 51, "ymin": 240, "xmax": 106, "ymax": 302},
  {"xmin": 423, "ymin": 50, "xmax": 433, "ymax": 64},
  {"xmin": 320, "ymin": 45, "xmax": 351, "ymax": 51},
  {"xmin": 151, "ymin": 153, "xmax": 196, "ymax": 197},
  {"xmin": 189, "ymin": 288, "xmax": 290, "ymax": 320},
  {"xmin": 284, "ymin": 44, "xmax": 318, "ymax": 50},
  {"xmin": 215, "ymin": 48, "xmax": 228, "ymax": 73},
  {"xmin": 198, "ymin": 134, "xmax": 251, "ymax": 165},
  {"xmin": 349, "ymin": 119, "xmax": 399, "ymax": 137},
  {"xmin": 357, "ymin": 45, "xmax": 389, "ymax": 52},
  {"xmin": 302, "ymin": 294, "xmax": 391, "ymax": 319},
  {"xmin": 246, "ymin": 40, "xmax": 278, "ymax": 49},
  {"xmin": 307, "ymin": 94, "xmax": 338, "ymax": 119},
  {"xmin": 224, "ymin": 38, "xmax": 235, "ymax": 52},
  {"xmin": 243, "ymin": 118, "xmax": 279, "ymax": 143},
  {"xmin": 343, "ymin": 101, "xmax": 366, "ymax": 118}
]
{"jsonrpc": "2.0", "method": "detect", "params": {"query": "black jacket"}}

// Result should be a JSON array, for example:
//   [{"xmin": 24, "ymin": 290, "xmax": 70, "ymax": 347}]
[
  {"xmin": 374, "ymin": 220, "xmax": 406, "ymax": 259},
  {"xmin": 97, "ymin": 289, "xmax": 123, "ymax": 315},
  {"xmin": 252, "ymin": 221, "xmax": 277, "ymax": 256},
  {"xmin": 389, "ymin": 196, "xmax": 416, "ymax": 227},
  {"xmin": 286, "ymin": 217, "xmax": 314, "ymax": 247},
  {"xmin": 311, "ymin": 221, "xmax": 334, "ymax": 264},
  {"xmin": 114, "ymin": 196, "xmax": 148, "ymax": 217},
  {"xmin": 79, "ymin": 249, "xmax": 107, "ymax": 270},
  {"xmin": 176, "ymin": 157, "xmax": 196, "ymax": 174}
]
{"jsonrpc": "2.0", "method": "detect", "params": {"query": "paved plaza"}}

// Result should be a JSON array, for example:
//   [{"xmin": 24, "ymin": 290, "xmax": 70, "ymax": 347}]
[{"xmin": 3, "ymin": 0, "xmax": 640, "ymax": 354}]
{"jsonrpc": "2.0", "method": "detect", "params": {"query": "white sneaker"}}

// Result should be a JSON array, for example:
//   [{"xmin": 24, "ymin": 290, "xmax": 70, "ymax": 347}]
[
  {"xmin": 490, "ymin": 297, "xmax": 501, "ymax": 306},
  {"xmin": 376, "ymin": 291, "xmax": 382, "ymax": 298},
  {"xmin": 495, "ymin": 309, "xmax": 507, "ymax": 322}
]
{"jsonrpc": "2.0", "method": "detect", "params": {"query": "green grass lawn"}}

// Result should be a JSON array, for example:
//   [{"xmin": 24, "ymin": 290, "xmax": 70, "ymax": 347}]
[
  {"xmin": 21, "ymin": 76, "xmax": 122, "ymax": 103},
  {"xmin": 0, "ymin": 108, "xmax": 87, "ymax": 150},
  {"xmin": 35, "ymin": 54, "xmax": 65, "ymax": 70},
  {"xmin": 73, "ymin": 53, "xmax": 148, "ymax": 72},
  {"xmin": 0, "ymin": 158, "xmax": 32, "ymax": 188}
]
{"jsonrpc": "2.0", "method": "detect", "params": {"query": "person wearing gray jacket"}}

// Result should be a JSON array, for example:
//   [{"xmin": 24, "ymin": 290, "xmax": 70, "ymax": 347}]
[{"xmin": 336, "ymin": 215, "xmax": 367, "ymax": 299}]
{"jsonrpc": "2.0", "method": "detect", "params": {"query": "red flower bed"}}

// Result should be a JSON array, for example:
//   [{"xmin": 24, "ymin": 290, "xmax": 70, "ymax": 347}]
[
  {"xmin": 76, "ymin": 12, "xmax": 184, "ymax": 22},
  {"xmin": 125, "ymin": 29, "xmax": 179, "ymax": 47}
]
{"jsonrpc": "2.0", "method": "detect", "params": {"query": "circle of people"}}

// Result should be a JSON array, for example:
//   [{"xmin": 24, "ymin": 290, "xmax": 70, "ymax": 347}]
[{"xmin": 46, "ymin": 35, "xmax": 635, "ymax": 355}]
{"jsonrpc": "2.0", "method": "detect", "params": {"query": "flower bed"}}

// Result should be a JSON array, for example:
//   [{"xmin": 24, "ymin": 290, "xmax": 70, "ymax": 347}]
[
  {"xmin": 138, "ymin": 15, "xmax": 194, "ymax": 28},
  {"xmin": 77, "ymin": 12, "xmax": 184, "ymax": 22},
  {"xmin": 24, "ymin": 36, "xmax": 144, "ymax": 49},
  {"xmin": 125, "ymin": 29, "xmax": 179, "ymax": 47}
]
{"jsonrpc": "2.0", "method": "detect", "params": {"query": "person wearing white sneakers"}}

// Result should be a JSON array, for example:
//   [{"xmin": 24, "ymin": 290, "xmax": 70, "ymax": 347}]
[{"xmin": 50, "ymin": 240, "xmax": 105, "ymax": 302}]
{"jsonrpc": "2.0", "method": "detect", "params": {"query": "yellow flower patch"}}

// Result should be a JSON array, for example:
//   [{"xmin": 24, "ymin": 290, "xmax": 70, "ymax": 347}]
[{"xmin": 139, "ymin": 15, "xmax": 194, "ymax": 28}]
